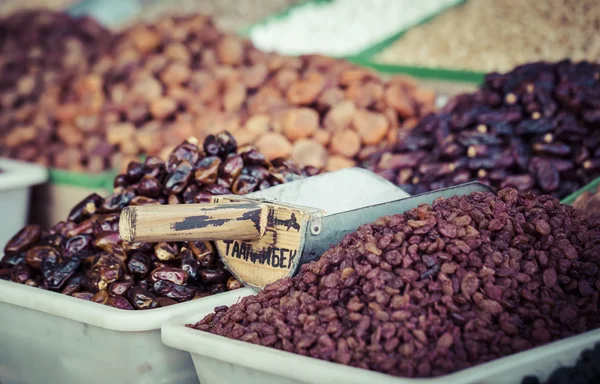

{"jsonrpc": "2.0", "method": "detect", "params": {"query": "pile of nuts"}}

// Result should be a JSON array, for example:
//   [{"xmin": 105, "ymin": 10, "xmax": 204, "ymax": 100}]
[
  {"xmin": 366, "ymin": 60, "xmax": 600, "ymax": 200},
  {"xmin": 0, "ymin": 132, "xmax": 318, "ymax": 309},
  {"xmin": 375, "ymin": 0, "xmax": 600, "ymax": 73},
  {"xmin": 0, "ymin": 11, "xmax": 436, "ymax": 173},
  {"xmin": 191, "ymin": 188, "xmax": 600, "ymax": 378},
  {"xmin": 573, "ymin": 185, "xmax": 600, "ymax": 223}
]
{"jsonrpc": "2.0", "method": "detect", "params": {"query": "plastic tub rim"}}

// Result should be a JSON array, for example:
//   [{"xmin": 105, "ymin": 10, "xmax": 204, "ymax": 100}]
[
  {"xmin": 0, "ymin": 158, "xmax": 48, "ymax": 192},
  {"xmin": 161, "ymin": 290, "xmax": 600, "ymax": 384},
  {"xmin": 0, "ymin": 279, "xmax": 256, "ymax": 332}
]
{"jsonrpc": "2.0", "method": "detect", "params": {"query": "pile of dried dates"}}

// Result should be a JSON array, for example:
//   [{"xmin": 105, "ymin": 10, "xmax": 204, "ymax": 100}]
[
  {"xmin": 367, "ymin": 60, "xmax": 600, "ymax": 200},
  {"xmin": 0, "ymin": 132, "xmax": 318, "ymax": 309}
]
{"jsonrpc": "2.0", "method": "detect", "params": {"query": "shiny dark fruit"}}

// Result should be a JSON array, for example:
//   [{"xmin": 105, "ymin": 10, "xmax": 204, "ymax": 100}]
[
  {"xmin": 154, "ymin": 242, "xmax": 179, "ymax": 261},
  {"xmin": 163, "ymin": 160, "xmax": 194, "ymax": 195},
  {"xmin": 127, "ymin": 286, "xmax": 159, "ymax": 310},
  {"xmin": 25, "ymin": 245, "xmax": 62, "ymax": 270},
  {"xmin": 151, "ymin": 266, "xmax": 188, "ymax": 286},
  {"xmin": 4, "ymin": 225, "xmax": 41, "ymax": 256},
  {"xmin": 153, "ymin": 280, "xmax": 196, "ymax": 301},
  {"xmin": 137, "ymin": 175, "xmax": 162, "ymax": 197},
  {"xmin": 127, "ymin": 252, "xmax": 151, "ymax": 277},
  {"xmin": 200, "ymin": 268, "xmax": 229, "ymax": 284},
  {"xmin": 194, "ymin": 156, "xmax": 221, "ymax": 185},
  {"xmin": 11, "ymin": 263, "xmax": 34, "ymax": 284},
  {"xmin": 44, "ymin": 257, "xmax": 81, "ymax": 291},
  {"xmin": 68, "ymin": 194, "xmax": 103, "ymax": 223},
  {"xmin": 107, "ymin": 294, "xmax": 134, "ymax": 310}
]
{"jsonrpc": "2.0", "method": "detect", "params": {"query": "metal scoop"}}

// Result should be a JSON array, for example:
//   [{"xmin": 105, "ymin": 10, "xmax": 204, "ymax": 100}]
[{"xmin": 119, "ymin": 168, "xmax": 490, "ymax": 290}]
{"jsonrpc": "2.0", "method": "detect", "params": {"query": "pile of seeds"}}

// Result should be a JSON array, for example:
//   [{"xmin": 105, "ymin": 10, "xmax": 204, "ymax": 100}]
[
  {"xmin": 0, "ymin": 11, "xmax": 435, "ymax": 173},
  {"xmin": 365, "ymin": 60, "xmax": 600, "ymax": 199},
  {"xmin": 190, "ymin": 188, "xmax": 600, "ymax": 378},
  {"xmin": 521, "ymin": 342, "xmax": 600, "ymax": 384},
  {"xmin": 0, "ymin": 132, "xmax": 318, "ymax": 309},
  {"xmin": 375, "ymin": 0, "xmax": 600, "ymax": 73}
]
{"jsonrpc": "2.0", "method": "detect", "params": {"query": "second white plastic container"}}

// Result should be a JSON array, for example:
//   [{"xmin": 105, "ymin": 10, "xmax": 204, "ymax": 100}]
[
  {"xmin": 0, "ymin": 279, "xmax": 256, "ymax": 384},
  {"xmin": 0, "ymin": 158, "xmax": 48, "ymax": 251},
  {"xmin": 162, "ymin": 289, "xmax": 600, "ymax": 384}
]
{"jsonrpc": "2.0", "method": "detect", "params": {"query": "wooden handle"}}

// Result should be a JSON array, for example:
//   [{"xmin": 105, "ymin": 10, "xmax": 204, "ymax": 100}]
[{"xmin": 119, "ymin": 202, "xmax": 268, "ymax": 243}]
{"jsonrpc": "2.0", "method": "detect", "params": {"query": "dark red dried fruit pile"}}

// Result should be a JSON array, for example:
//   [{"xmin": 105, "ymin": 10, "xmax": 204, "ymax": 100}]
[
  {"xmin": 367, "ymin": 60, "xmax": 600, "ymax": 199},
  {"xmin": 0, "ymin": 131, "xmax": 318, "ymax": 310},
  {"xmin": 190, "ymin": 188, "xmax": 600, "ymax": 378}
]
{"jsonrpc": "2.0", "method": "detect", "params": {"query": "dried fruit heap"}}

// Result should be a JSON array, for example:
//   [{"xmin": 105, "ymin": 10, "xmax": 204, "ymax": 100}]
[
  {"xmin": 0, "ymin": 11, "xmax": 435, "ymax": 173},
  {"xmin": 368, "ymin": 60, "xmax": 600, "ymax": 199},
  {"xmin": 191, "ymin": 188, "xmax": 600, "ymax": 378},
  {"xmin": 0, "ymin": 132, "xmax": 318, "ymax": 310},
  {"xmin": 0, "ymin": 11, "xmax": 111, "ymax": 168}
]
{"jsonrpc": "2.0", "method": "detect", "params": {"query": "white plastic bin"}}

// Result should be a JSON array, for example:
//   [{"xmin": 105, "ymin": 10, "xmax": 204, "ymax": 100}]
[
  {"xmin": 162, "ymin": 290, "xmax": 600, "ymax": 384},
  {"xmin": 0, "ymin": 279, "xmax": 256, "ymax": 384},
  {"xmin": 0, "ymin": 158, "xmax": 48, "ymax": 251}
]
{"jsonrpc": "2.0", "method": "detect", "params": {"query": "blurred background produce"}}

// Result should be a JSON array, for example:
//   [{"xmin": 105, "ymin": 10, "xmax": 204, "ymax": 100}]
[
  {"xmin": 0, "ymin": 0, "xmax": 76, "ymax": 15},
  {"xmin": 365, "ymin": 60, "xmax": 600, "ymax": 200},
  {"xmin": 0, "ymin": 0, "xmax": 597, "ymax": 219},
  {"xmin": 374, "ymin": 0, "xmax": 600, "ymax": 73},
  {"xmin": 0, "ymin": 10, "xmax": 436, "ymax": 174},
  {"xmin": 0, "ymin": 1, "xmax": 600, "ymax": 384}
]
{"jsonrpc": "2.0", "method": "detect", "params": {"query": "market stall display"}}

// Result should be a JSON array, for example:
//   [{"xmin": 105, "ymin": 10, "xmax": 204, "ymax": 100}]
[
  {"xmin": 0, "ymin": 133, "xmax": 318, "ymax": 308},
  {"xmin": 181, "ymin": 188, "xmax": 600, "ymax": 379},
  {"xmin": 374, "ymin": 0, "xmax": 600, "ymax": 73},
  {"xmin": 365, "ymin": 60, "xmax": 600, "ymax": 199},
  {"xmin": 0, "ymin": 1, "xmax": 599, "ymax": 383},
  {"xmin": 86, "ymin": 16, "xmax": 435, "ymax": 171}
]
